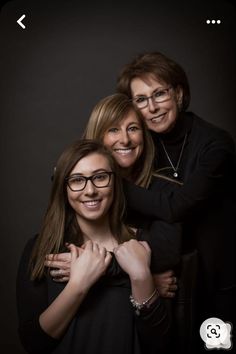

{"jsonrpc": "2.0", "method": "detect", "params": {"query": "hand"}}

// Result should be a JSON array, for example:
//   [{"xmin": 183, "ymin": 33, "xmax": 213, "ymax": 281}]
[
  {"xmin": 45, "ymin": 251, "xmax": 73, "ymax": 282},
  {"xmin": 68, "ymin": 241, "xmax": 112, "ymax": 292},
  {"xmin": 153, "ymin": 270, "xmax": 178, "ymax": 298},
  {"xmin": 45, "ymin": 244, "xmax": 89, "ymax": 282},
  {"xmin": 113, "ymin": 240, "xmax": 151, "ymax": 280}
]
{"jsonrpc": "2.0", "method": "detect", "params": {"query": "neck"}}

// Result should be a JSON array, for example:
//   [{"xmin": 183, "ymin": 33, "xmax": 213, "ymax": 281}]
[{"xmin": 76, "ymin": 215, "xmax": 118, "ymax": 251}]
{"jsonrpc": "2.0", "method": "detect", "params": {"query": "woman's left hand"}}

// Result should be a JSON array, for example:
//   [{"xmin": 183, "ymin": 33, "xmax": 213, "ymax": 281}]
[{"xmin": 113, "ymin": 239, "xmax": 151, "ymax": 280}]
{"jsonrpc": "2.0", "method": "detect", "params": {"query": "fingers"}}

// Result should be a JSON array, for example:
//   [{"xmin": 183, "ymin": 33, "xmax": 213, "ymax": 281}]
[
  {"xmin": 52, "ymin": 276, "xmax": 70, "ymax": 283},
  {"xmin": 44, "ymin": 260, "xmax": 70, "ymax": 269},
  {"xmin": 139, "ymin": 240, "xmax": 151, "ymax": 252},
  {"xmin": 161, "ymin": 270, "xmax": 174, "ymax": 277},
  {"xmin": 83, "ymin": 240, "xmax": 93, "ymax": 251},
  {"xmin": 165, "ymin": 291, "xmax": 176, "ymax": 298},
  {"xmin": 46, "ymin": 252, "xmax": 71, "ymax": 262},
  {"xmin": 104, "ymin": 250, "xmax": 112, "ymax": 267},
  {"xmin": 67, "ymin": 243, "xmax": 78, "ymax": 262},
  {"xmin": 50, "ymin": 268, "xmax": 70, "ymax": 278},
  {"xmin": 169, "ymin": 284, "xmax": 178, "ymax": 291},
  {"xmin": 157, "ymin": 285, "xmax": 177, "ymax": 298},
  {"xmin": 92, "ymin": 242, "xmax": 100, "ymax": 252},
  {"xmin": 171, "ymin": 276, "xmax": 177, "ymax": 285}
]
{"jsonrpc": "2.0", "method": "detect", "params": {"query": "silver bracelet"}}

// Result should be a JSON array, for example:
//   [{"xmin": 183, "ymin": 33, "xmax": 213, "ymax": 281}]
[{"xmin": 129, "ymin": 288, "xmax": 158, "ymax": 315}]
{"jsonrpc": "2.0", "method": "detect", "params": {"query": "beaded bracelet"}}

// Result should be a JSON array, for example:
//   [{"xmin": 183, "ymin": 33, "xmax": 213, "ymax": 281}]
[{"xmin": 129, "ymin": 288, "xmax": 158, "ymax": 315}]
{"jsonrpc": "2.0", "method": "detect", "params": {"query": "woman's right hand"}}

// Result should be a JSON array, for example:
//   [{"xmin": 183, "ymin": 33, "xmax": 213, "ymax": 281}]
[
  {"xmin": 153, "ymin": 270, "xmax": 178, "ymax": 298},
  {"xmin": 67, "ymin": 241, "xmax": 112, "ymax": 292}
]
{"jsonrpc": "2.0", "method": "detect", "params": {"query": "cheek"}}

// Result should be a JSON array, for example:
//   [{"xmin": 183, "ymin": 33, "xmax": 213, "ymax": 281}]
[
  {"xmin": 167, "ymin": 98, "xmax": 179, "ymax": 115},
  {"xmin": 105, "ymin": 184, "xmax": 114, "ymax": 207},
  {"xmin": 103, "ymin": 134, "xmax": 114, "ymax": 149},
  {"xmin": 133, "ymin": 132, "xmax": 144, "ymax": 148},
  {"xmin": 67, "ymin": 189, "xmax": 79, "ymax": 209}
]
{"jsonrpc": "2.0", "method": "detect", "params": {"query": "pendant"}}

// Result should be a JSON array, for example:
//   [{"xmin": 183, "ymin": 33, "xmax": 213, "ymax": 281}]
[{"xmin": 173, "ymin": 172, "xmax": 178, "ymax": 178}]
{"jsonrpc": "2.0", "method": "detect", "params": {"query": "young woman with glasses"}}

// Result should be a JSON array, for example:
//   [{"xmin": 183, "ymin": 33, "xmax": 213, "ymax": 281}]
[{"xmin": 16, "ymin": 140, "xmax": 170, "ymax": 354}]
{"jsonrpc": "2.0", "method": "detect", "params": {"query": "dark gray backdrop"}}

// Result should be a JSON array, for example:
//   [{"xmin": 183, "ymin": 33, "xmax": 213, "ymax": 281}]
[{"xmin": 0, "ymin": 0, "xmax": 235, "ymax": 352}]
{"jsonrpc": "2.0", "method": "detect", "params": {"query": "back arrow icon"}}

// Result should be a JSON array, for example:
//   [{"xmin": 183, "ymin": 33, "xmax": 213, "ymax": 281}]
[{"xmin": 17, "ymin": 14, "xmax": 26, "ymax": 29}]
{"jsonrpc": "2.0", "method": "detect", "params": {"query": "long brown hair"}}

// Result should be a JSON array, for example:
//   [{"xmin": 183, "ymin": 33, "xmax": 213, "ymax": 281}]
[
  {"xmin": 30, "ymin": 139, "xmax": 134, "ymax": 280},
  {"xmin": 83, "ymin": 93, "xmax": 155, "ymax": 187}
]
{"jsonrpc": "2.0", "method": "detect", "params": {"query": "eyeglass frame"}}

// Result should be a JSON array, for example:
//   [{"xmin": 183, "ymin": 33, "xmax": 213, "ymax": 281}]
[
  {"xmin": 132, "ymin": 86, "xmax": 173, "ymax": 109},
  {"xmin": 65, "ymin": 171, "xmax": 114, "ymax": 192}
]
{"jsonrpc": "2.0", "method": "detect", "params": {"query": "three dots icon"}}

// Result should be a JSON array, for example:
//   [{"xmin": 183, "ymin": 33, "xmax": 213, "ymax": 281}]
[{"xmin": 206, "ymin": 20, "xmax": 221, "ymax": 24}]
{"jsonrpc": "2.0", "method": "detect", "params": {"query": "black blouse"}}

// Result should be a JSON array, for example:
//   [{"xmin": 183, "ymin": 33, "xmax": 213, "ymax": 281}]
[{"xmin": 16, "ymin": 236, "xmax": 171, "ymax": 354}]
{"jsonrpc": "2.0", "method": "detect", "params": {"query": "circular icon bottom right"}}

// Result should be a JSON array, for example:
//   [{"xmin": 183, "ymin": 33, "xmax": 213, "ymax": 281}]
[{"xmin": 200, "ymin": 317, "xmax": 232, "ymax": 350}]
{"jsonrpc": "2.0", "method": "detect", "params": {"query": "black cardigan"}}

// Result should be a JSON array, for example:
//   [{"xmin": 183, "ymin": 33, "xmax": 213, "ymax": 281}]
[{"xmin": 123, "ymin": 112, "xmax": 236, "ymax": 321}]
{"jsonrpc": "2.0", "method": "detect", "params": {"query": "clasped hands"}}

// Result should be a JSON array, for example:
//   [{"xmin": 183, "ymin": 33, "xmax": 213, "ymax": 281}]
[{"xmin": 45, "ymin": 240, "xmax": 177, "ymax": 297}]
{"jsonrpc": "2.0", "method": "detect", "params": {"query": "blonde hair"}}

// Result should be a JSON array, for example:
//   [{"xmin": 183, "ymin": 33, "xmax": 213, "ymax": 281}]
[{"xmin": 83, "ymin": 93, "xmax": 155, "ymax": 187}]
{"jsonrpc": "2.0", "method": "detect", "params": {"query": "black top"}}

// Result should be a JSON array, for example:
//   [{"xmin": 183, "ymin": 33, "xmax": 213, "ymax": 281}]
[
  {"xmin": 130, "ymin": 177, "xmax": 182, "ymax": 273},
  {"xmin": 16, "ymin": 236, "xmax": 170, "ymax": 354},
  {"xmin": 124, "ymin": 112, "xmax": 236, "ymax": 222},
  {"xmin": 123, "ymin": 112, "xmax": 236, "ymax": 320}
]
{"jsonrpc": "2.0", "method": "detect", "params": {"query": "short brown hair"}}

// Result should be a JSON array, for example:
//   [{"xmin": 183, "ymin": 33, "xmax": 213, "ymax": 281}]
[{"xmin": 117, "ymin": 52, "xmax": 190, "ymax": 111}]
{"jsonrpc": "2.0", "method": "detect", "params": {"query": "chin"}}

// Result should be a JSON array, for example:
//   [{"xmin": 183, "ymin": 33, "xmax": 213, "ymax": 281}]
[{"xmin": 150, "ymin": 122, "xmax": 171, "ymax": 134}]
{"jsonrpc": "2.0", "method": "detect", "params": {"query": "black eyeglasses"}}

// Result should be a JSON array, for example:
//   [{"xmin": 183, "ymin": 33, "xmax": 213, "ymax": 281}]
[
  {"xmin": 66, "ymin": 171, "xmax": 114, "ymax": 191},
  {"xmin": 133, "ymin": 87, "xmax": 172, "ymax": 109}
]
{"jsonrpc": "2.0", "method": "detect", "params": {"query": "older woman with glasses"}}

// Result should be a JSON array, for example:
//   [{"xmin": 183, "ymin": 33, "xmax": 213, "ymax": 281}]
[
  {"xmin": 16, "ymin": 140, "xmax": 170, "ymax": 354},
  {"xmin": 117, "ymin": 51, "xmax": 236, "ymax": 351}
]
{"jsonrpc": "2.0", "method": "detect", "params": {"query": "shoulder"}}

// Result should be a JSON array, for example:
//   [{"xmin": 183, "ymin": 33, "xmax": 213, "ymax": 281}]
[
  {"xmin": 19, "ymin": 235, "xmax": 39, "ymax": 265},
  {"xmin": 149, "ymin": 175, "xmax": 181, "ymax": 191},
  {"xmin": 188, "ymin": 112, "xmax": 235, "ymax": 149}
]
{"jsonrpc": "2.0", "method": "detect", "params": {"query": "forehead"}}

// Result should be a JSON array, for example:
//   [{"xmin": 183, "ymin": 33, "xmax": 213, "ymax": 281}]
[
  {"xmin": 70, "ymin": 153, "xmax": 111, "ymax": 175},
  {"xmin": 116, "ymin": 109, "xmax": 141, "ymax": 126},
  {"xmin": 131, "ymin": 74, "xmax": 167, "ymax": 96}
]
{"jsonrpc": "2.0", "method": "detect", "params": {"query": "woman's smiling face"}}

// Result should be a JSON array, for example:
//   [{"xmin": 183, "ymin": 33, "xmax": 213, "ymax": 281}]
[
  {"xmin": 103, "ymin": 109, "xmax": 144, "ymax": 169},
  {"xmin": 67, "ymin": 152, "xmax": 114, "ymax": 224},
  {"xmin": 131, "ymin": 74, "xmax": 183, "ymax": 134}
]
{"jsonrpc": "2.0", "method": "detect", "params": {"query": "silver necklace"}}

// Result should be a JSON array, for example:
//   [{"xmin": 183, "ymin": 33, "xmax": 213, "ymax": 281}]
[{"xmin": 159, "ymin": 133, "xmax": 187, "ymax": 178}]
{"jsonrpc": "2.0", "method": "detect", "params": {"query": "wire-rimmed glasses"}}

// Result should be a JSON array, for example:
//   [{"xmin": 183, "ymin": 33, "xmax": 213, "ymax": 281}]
[{"xmin": 133, "ymin": 87, "xmax": 172, "ymax": 109}]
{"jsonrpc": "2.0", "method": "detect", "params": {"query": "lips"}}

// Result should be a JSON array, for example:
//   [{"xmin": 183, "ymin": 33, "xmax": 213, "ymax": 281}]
[
  {"xmin": 114, "ymin": 148, "xmax": 135, "ymax": 155},
  {"xmin": 81, "ymin": 199, "xmax": 102, "ymax": 209},
  {"xmin": 150, "ymin": 113, "xmax": 166, "ymax": 123}
]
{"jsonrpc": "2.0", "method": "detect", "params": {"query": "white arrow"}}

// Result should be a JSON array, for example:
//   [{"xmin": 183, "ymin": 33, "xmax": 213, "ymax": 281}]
[{"xmin": 17, "ymin": 14, "xmax": 26, "ymax": 29}]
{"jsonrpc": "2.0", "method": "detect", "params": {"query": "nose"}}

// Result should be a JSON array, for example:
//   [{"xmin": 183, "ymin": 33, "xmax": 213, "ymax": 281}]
[
  {"xmin": 119, "ymin": 130, "xmax": 130, "ymax": 145},
  {"xmin": 84, "ymin": 180, "xmax": 97, "ymax": 195},
  {"xmin": 147, "ymin": 97, "xmax": 158, "ymax": 113}
]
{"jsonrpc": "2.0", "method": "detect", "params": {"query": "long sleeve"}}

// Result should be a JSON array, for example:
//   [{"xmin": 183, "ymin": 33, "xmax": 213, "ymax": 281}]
[
  {"xmin": 134, "ymin": 296, "xmax": 171, "ymax": 353},
  {"xmin": 16, "ymin": 237, "xmax": 60, "ymax": 354},
  {"xmin": 123, "ymin": 130, "xmax": 236, "ymax": 223},
  {"xmin": 137, "ymin": 221, "xmax": 182, "ymax": 273}
]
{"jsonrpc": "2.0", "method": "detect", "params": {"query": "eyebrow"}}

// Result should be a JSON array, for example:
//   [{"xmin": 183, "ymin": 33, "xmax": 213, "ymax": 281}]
[
  {"xmin": 70, "ymin": 169, "xmax": 110, "ymax": 176},
  {"xmin": 134, "ymin": 87, "xmax": 166, "ymax": 97},
  {"xmin": 127, "ymin": 122, "xmax": 141, "ymax": 126}
]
